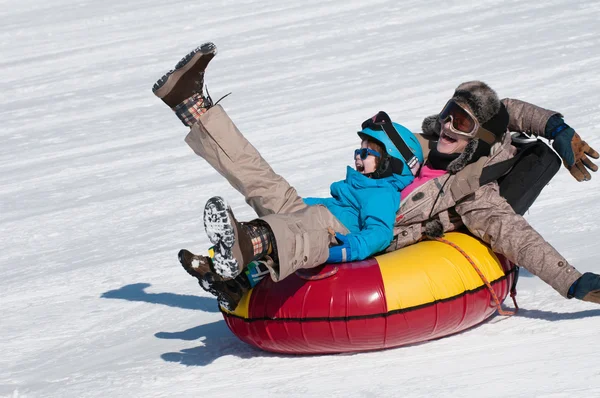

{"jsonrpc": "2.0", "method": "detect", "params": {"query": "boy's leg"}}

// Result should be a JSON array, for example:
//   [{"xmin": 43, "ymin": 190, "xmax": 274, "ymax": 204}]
[
  {"xmin": 259, "ymin": 205, "xmax": 349, "ymax": 281},
  {"xmin": 151, "ymin": 42, "xmax": 305, "ymax": 217},
  {"xmin": 185, "ymin": 105, "xmax": 307, "ymax": 217},
  {"xmin": 183, "ymin": 203, "xmax": 350, "ymax": 309},
  {"xmin": 201, "ymin": 196, "xmax": 348, "ymax": 282}
]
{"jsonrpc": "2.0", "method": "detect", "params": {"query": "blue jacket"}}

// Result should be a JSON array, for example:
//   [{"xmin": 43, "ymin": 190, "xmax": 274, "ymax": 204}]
[{"xmin": 303, "ymin": 166, "xmax": 413, "ymax": 262}]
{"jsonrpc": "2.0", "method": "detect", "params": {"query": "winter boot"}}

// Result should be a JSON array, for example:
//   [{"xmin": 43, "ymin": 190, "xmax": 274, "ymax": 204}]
[
  {"xmin": 203, "ymin": 196, "xmax": 277, "ymax": 279},
  {"xmin": 152, "ymin": 42, "xmax": 217, "ymax": 108},
  {"xmin": 152, "ymin": 43, "xmax": 217, "ymax": 126},
  {"xmin": 569, "ymin": 272, "xmax": 600, "ymax": 304},
  {"xmin": 178, "ymin": 249, "xmax": 249, "ymax": 311},
  {"xmin": 203, "ymin": 196, "xmax": 254, "ymax": 279}
]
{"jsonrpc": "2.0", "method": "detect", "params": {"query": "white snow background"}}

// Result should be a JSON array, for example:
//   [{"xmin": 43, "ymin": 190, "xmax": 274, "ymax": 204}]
[{"xmin": 2, "ymin": 0, "xmax": 600, "ymax": 396}]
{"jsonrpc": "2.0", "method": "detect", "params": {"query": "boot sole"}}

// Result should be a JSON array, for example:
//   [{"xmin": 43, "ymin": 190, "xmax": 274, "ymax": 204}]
[
  {"xmin": 152, "ymin": 42, "xmax": 217, "ymax": 98},
  {"xmin": 203, "ymin": 196, "xmax": 243, "ymax": 279}
]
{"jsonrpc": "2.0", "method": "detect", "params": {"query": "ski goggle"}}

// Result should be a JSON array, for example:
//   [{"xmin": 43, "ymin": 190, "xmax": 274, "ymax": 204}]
[
  {"xmin": 438, "ymin": 99, "xmax": 496, "ymax": 145},
  {"xmin": 354, "ymin": 148, "xmax": 381, "ymax": 160}
]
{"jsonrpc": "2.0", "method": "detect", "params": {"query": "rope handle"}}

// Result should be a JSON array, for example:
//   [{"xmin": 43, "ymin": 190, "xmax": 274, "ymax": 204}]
[{"xmin": 433, "ymin": 237, "xmax": 518, "ymax": 316}]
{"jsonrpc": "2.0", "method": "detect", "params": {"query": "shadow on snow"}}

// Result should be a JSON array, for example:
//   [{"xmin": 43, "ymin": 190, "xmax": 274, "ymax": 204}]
[
  {"xmin": 101, "ymin": 282, "xmax": 219, "ymax": 313},
  {"xmin": 514, "ymin": 307, "xmax": 600, "ymax": 321},
  {"xmin": 101, "ymin": 283, "xmax": 274, "ymax": 365},
  {"xmin": 156, "ymin": 320, "xmax": 280, "ymax": 366}
]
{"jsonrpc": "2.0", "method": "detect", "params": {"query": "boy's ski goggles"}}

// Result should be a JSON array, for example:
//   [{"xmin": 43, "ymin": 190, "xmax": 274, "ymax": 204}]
[
  {"xmin": 354, "ymin": 148, "xmax": 381, "ymax": 160},
  {"xmin": 438, "ymin": 99, "xmax": 496, "ymax": 145}
]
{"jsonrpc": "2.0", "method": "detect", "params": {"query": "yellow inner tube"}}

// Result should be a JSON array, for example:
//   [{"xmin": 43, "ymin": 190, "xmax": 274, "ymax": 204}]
[{"xmin": 379, "ymin": 233, "xmax": 504, "ymax": 311}]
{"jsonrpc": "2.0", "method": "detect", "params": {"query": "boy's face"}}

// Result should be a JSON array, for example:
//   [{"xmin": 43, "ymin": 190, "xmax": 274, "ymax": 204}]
[{"xmin": 355, "ymin": 140, "xmax": 378, "ymax": 175}]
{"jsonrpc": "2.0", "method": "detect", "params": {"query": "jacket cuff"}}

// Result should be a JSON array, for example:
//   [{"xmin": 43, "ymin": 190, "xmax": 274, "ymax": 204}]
[{"xmin": 544, "ymin": 114, "xmax": 571, "ymax": 139}]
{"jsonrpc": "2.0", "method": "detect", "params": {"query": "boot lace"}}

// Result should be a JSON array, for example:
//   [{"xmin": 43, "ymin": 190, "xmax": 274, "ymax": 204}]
[{"xmin": 205, "ymin": 86, "xmax": 232, "ymax": 108}]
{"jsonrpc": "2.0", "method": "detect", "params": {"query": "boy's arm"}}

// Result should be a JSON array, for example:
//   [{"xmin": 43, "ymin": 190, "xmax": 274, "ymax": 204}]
[{"xmin": 327, "ymin": 192, "xmax": 398, "ymax": 263}]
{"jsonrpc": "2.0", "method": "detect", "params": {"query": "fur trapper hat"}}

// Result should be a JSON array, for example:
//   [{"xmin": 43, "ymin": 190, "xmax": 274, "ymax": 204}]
[{"xmin": 453, "ymin": 81, "xmax": 502, "ymax": 126}]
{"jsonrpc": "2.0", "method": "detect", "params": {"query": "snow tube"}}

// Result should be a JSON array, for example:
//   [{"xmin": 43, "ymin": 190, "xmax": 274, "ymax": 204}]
[{"xmin": 221, "ymin": 232, "xmax": 516, "ymax": 354}]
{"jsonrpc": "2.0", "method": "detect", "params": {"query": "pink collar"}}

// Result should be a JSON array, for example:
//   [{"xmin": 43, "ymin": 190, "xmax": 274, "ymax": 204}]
[{"xmin": 400, "ymin": 165, "xmax": 448, "ymax": 200}]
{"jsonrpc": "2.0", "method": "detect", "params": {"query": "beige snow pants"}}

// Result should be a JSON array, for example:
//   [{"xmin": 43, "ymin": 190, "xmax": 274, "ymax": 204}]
[{"xmin": 184, "ymin": 105, "xmax": 348, "ymax": 281}]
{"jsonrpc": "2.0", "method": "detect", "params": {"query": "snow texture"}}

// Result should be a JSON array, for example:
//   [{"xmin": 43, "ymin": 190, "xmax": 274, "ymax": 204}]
[{"xmin": 2, "ymin": 0, "xmax": 600, "ymax": 397}]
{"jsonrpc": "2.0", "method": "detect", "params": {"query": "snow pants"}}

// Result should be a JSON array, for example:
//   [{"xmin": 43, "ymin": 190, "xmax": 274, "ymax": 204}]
[{"xmin": 184, "ymin": 105, "xmax": 348, "ymax": 281}]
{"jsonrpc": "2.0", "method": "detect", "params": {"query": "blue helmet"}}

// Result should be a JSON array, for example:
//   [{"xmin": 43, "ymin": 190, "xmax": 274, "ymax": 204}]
[{"xmin": 358, "ymin": 111, "xmax": 424, "ymax": 178}]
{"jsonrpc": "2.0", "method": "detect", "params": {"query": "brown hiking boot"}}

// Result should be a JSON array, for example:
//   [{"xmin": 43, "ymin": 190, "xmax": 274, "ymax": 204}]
[
  {"xmin": 178, "ymin": 248, "xmax": 215, "ymax": 278},
  {"xmin": 178, "ymin": 249, "xmax": 249, "ymax": 311},
  {"xmin": 152, "ymin": 42, "xmax": 217, "ymax": 108},
  {"xmin": 203, "ymin": 196, "xmax": 255, "ymax": 279}
]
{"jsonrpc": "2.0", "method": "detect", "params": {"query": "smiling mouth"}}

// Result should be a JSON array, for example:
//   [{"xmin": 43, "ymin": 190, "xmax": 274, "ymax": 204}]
[
  {"xmin": 356, "ymin": 163, "xmax": 365, "ymax": 173},
  {"xmin": 441, "ymin": 130, "xmax": 458, "ymax": 143}
]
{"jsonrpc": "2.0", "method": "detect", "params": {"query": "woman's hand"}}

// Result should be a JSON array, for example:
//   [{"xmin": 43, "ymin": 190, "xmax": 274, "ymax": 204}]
[
  {"xmin": 546, "ymin": 115, "xmax": 599, "ymax": 181},
  {"xmin": 553, "ymin": 130, "xmax": 599, "ymax": 181}
]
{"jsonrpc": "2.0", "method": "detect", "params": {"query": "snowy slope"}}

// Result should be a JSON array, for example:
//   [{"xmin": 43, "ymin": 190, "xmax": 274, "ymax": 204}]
[{"xmin": 2, "ymin": 0, "xmax": 600, "ymax": 396}]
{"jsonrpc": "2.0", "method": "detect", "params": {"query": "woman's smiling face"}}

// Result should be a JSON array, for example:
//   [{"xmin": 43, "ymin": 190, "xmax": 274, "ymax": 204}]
[{"xmin": 437, "ymin": 120, "xmax": 471, "ymax": 154}]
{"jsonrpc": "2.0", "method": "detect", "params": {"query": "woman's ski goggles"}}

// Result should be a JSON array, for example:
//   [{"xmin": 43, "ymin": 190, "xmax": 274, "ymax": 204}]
[
  {"xmin": 354, "ymin": 148, "xmax": 381, "ymax": 160},
  {"xmin": 438, "ymin": 99, "xmax": 496, "ymax": 144}
]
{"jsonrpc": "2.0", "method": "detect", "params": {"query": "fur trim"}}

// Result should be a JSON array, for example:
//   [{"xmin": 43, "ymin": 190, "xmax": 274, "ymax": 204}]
[
  {"xmin": 424, "ymin": 219, "xmax": 444, "ymax": 238},
  {"xmin": 447, "ymin": 139, "xmax": 479, "ymax": 174},
  {"xmin": 421, "ymin": 114, "xmax": 441, "ymax": 136},
  {"xmin": 452, "ymin": 81, "xmax": 501, "ymax": 124}
]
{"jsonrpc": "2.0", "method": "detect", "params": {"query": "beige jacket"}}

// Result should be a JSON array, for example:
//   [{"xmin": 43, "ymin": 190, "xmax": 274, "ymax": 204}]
[{"xmin": 387, "ymin": 99, "xmax": 580, "ymax": 297}]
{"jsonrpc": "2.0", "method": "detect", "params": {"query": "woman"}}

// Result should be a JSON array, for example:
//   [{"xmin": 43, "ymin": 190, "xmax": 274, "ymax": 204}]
[
  {"xmin": 389, "ymin": 80, "xmax": 600, "ymax": 305},
  {"xmin": 153, "ymin": 43, "xmax": 423, "ymax": 309}
]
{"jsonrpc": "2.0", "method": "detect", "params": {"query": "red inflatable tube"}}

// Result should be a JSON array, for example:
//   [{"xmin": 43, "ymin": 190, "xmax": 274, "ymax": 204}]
[{"xmin": 222, "ymin": 233, "xmax": 516, "ymax": 354}]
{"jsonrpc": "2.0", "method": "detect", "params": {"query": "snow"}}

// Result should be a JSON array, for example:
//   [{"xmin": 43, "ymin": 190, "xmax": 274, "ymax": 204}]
[{"xmin": 2, "ymin": 0, "xmax": 600, "ymax": 396}]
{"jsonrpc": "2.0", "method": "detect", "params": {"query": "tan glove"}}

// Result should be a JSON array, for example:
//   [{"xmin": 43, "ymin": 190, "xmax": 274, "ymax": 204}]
[{"xmin": 564, "ymin": 133, "xmax": 599, "ymax": 181}]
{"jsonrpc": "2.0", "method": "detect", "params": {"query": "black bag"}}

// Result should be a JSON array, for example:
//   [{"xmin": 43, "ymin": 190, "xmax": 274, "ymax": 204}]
[{"xmin": 480, "ymin": 138, "xmax": 561, "ymax": 215}]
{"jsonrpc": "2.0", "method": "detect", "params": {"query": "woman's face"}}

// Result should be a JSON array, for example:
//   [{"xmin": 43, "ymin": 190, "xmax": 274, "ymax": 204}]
[
  {"xmin": 355, "ymin": 140, "xmax": 379, "ymax": 175},
  {"xmin": 437, "ymin": 120, "xmax": 471, "ymax": 154}
]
